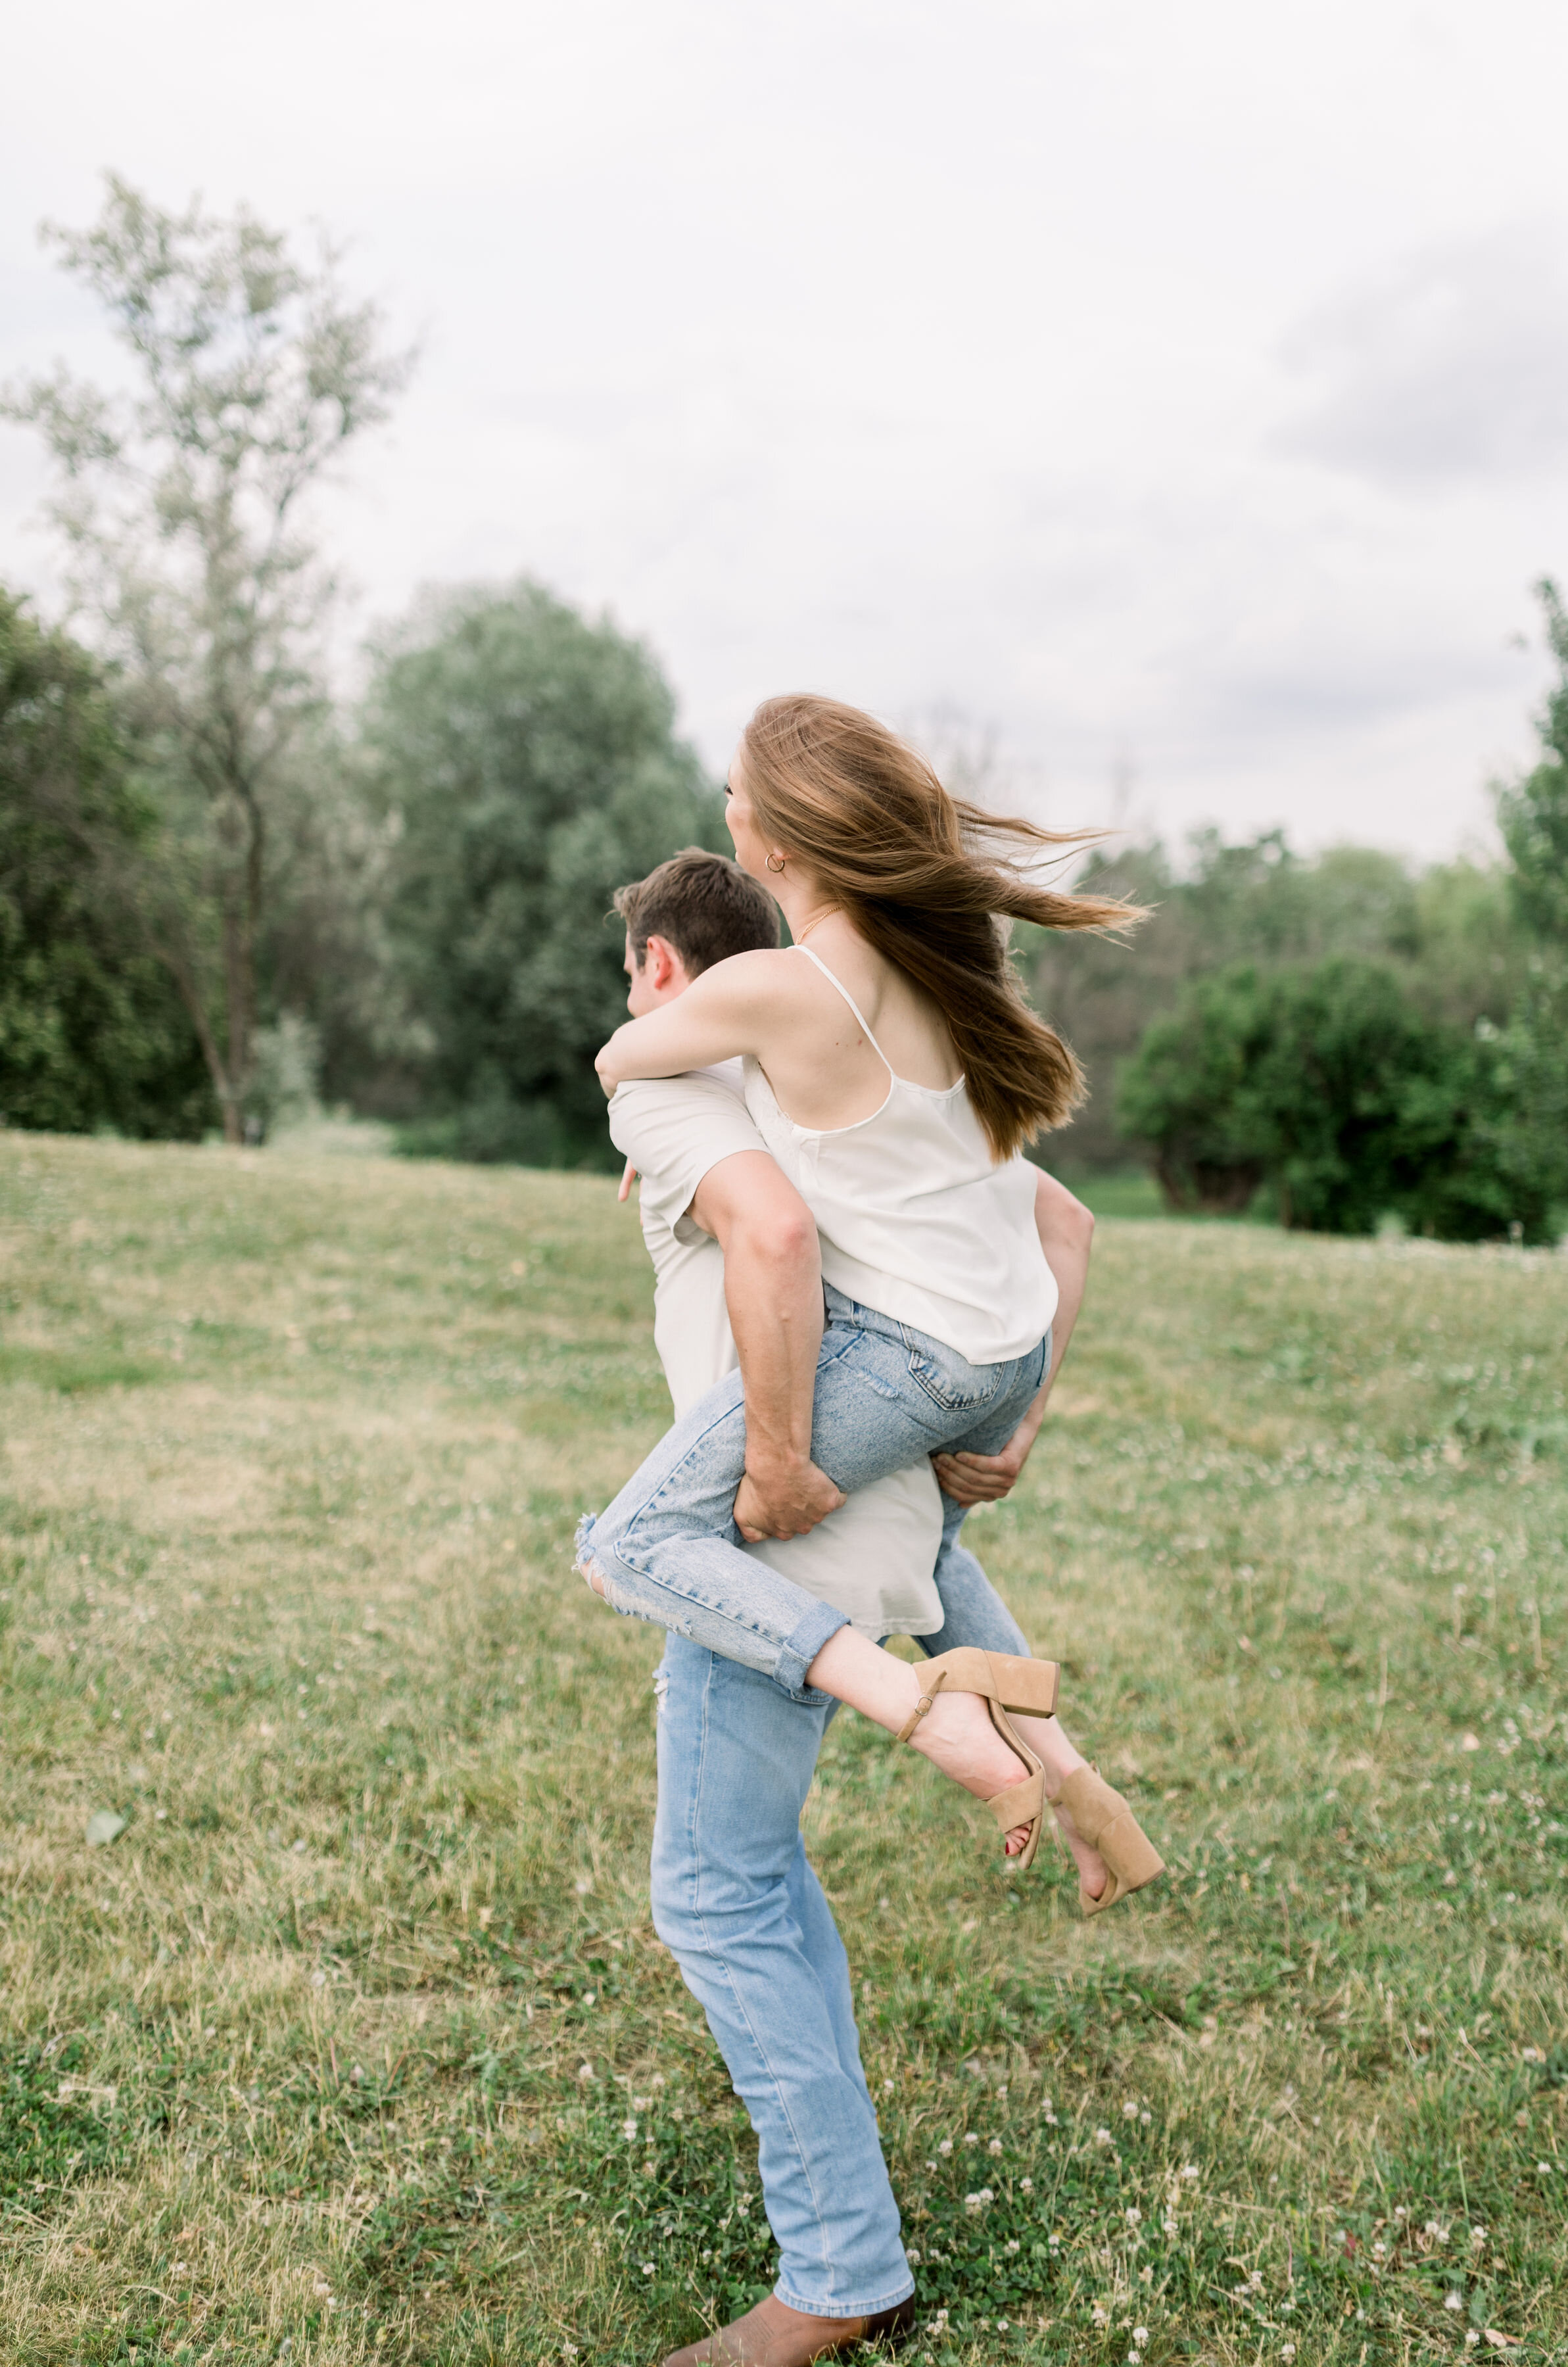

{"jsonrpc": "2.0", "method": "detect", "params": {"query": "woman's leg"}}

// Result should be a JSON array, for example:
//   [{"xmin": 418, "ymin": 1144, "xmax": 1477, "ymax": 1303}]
[
  {"xmin": 577, "ymin": 1304, "xmax": 1044, "ymax": 1696},
  {"xmin": 913, "ymin": 1522, "xmax": 1108, "ymax": 1895},
  {"xmin": 581, "ymin": 1300, "xmax": 1056, "ymax": 1839}
]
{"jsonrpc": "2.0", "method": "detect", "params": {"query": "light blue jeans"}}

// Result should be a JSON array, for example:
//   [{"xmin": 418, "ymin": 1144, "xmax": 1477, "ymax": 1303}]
[
  {"xmin": 581, "ymin": 1285, "xmax": 1050, "ymax": 1698},
  {"xmin": 651, "ymin": 1551, "xmax": 1032, "ymax": 2317}
]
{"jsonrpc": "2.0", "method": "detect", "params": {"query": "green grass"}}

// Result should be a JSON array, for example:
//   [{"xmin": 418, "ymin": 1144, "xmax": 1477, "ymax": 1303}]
[
  {"xmin": 1041, "ymin": 1166, "xmax": 1171, "ymax": 1222},
  {"xmin": 0, "ymin": 1130, "xmax": 1565, "ymax": 2366}
]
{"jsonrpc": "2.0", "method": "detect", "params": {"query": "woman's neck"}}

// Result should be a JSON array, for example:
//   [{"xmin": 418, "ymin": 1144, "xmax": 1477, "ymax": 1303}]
[{"xmin": 770, "ymin": 868, "xmax": 840, "ymax": 948}]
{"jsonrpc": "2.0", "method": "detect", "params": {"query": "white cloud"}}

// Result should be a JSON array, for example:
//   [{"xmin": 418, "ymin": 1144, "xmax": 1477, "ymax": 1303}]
[
  {"xmin": 2, "ymin": 0, "xmax": 1566, "ymax": 859},
  {"xmin": 1282, "ymin": 222, "xmax": 1568, "ymax": 487}
]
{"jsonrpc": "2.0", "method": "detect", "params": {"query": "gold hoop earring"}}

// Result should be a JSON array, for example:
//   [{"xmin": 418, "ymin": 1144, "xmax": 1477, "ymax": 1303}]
[{"xmin": 765, "ymin": 854, "xmax": 786, "ymax": 874}]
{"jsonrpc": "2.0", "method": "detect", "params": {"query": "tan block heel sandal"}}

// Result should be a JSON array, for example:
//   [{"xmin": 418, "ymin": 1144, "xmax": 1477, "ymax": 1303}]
[
  {"xmin": 896, "ymin": 1647, "xmax": 1062, "ymax": 1871},
  {"xmin": 1055, "ymin": 1766, "xmax": 1166, "ymax": 1915}
]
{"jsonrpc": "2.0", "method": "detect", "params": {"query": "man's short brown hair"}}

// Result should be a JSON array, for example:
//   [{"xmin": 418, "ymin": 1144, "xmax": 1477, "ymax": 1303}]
[{"xmin": 614, "ymin": 848, "xmax": 779, "ymax": 977}]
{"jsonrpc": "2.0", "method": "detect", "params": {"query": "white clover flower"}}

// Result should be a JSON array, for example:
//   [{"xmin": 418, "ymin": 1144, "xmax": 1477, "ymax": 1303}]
[
  {"xmin": 905, "ymin": 2248, "xmax": 921, "ymax": 2266},
  {"xmin": 640, "ymin": 2262, "xmax": 655, "ymax": 2277},
  {"xmin": 632, "ymin": 2094, "xmax": 652, "ymax": 2111},
  {"xmin": 1092, "ymin": 2305, "xmax": 1109, "ymax": 2327},
  {"xmin": 1163, "ymin": 2216, "xmax": 1178, "ymax": 2239},
  {"xmin": 938, "ymin": 2137, "xmax": 954, "ymax": 2156},
  {"xmin": 1095, "ymin": 2127, "xmax": 1114, "ymax": 2148},
  {"xmin": 1134, "ymin": 2328, "xmax": 1149, "ymax": 2344},
  {"xmin": 650, "ymin": 2072, "xmax": 665, "ymax": 2089},
  {"xmin": 1126, "ymin": 2206, "xmax": 1142, "ymax": 2226},
  {"xmin": 576, "ymin": 2063, "xmax": 595, "ymax": 2083},
  {"xmin": 1281, "ymin": 2347, "xmax": 1296, "ymax": 2361},
  {"xmin": 1020, "ymin": 2175, "xmax": 1033, "ymax": 2192},
  {"xmin": 1048, "ymin": 2232, "xmax": 1061, "ymax": 2249},
  {"xmin": 963, "ymin": 2186, "xmax": 994, "ymax": 2214},
  {"xmin": 1128, "ymin": 2353, "xmax": 1141, "ymax": 2364},
  {"xmin": 1444, "ymin": 2293, "xmax": 1464, "ymax": 2312},
  {"xmin": 1122, "ymin": 2100, "xmax": 1139, "ymax": 2119},
  {"xmin": 621, "ymin": 2118, "xmax": 638, "ymax": 2141},
  {"xmin": 1181, "ymin": 2163, "xmax": 1200, "ymax": 2180},
  {"xmin": 964, "ymin": 2131, "xmax": 980, "ymax": 2147},
  {"xmin": 996, "ymin": 2085, "xmax": 1008, "ymax": 2099},
  {"xmin": 1250, "ymin": 2271, "xmax": 1264, "ymax": 2290},
  {"xmin": 988, "ymin": 2137, "xmax": 1004, "ymax": 2155},
  {"xmin": 1005, "ymin": 2237, "xmax": 1020, "ymax": 2254},
  {"xmin": 1465, "ymin": 2336, "xmax": 1481, "ymax": 2351}
]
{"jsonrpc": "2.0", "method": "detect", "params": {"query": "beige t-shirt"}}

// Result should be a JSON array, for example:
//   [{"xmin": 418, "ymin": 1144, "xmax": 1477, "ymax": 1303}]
[{"xmin": 607, "ymin": 1066, "xmax": 945, "ymax": 1639}]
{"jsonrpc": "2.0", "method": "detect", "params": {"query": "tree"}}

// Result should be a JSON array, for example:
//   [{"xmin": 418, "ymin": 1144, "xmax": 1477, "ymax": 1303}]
[
  {"xmin": 1111, "ymin": 964, "xmax": 1275, "ymax": 1213},
  {"xmin": 1, "ymin": 176, "xmax": 411, "ymax": 1141},
  {"xmin": 1117, "ymin": 955, "xmax": 1560, "ymax": 1241},
  {"xmin": 1498, "ymin": 578, "xmax": 1568, "ymax": 946},
  {"xmin": 0, "ymin": 586, "xmax": 212, "ymax": 1136},
  {"xmin": 362, "ymin": 580, "xmax": 726, "ymax": 1166}
]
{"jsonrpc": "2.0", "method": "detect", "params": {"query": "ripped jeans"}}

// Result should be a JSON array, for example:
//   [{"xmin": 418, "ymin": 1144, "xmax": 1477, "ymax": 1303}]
[{"xmin": 579, "ymin": 1283, "xmax": 1050, "ymax": 1698}]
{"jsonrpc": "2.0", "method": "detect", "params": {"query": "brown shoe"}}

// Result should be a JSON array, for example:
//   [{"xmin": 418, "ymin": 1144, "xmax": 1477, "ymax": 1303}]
[{"xmin": 661, "ymin": 2291, "xmax": 916, "ymax": 2366}]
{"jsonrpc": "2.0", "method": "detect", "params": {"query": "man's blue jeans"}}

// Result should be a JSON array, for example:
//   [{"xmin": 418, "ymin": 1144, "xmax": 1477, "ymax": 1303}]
[
  {"xmin": 582, "ymin": 1286, "xmax": 1049, "ymax": 1699},
  {"xmin": 650, "ymin": 1533, "xmax": 1033, "ymax": 2318}
]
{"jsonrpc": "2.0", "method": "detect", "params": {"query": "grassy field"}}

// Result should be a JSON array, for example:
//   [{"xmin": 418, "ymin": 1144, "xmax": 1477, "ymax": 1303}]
[{"xmin": 1, "ymin": 1132, "xmax": 1565, "ymax": 2367}]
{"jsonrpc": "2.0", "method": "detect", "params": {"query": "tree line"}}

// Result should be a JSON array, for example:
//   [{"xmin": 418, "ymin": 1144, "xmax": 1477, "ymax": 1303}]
[
  {"xmin": 1027, "ymin": 632, "xmax": 1568, "ymax": 1241},
  {"xmin": 3, "ymin": 179, "xmax": 1565, "ymax": 1239},
  {"xmin": 0, "ymin": 180, "xmax": 723, "ymax": 1167}
]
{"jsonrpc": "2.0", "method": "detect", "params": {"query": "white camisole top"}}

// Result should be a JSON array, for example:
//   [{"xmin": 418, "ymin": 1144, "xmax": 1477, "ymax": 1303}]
[{"xmin": 742, "ymin": 944, "xmax": 1058, "ymax": 1366}]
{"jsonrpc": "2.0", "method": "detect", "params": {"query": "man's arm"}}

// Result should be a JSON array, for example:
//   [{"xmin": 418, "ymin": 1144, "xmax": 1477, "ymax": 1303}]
[
  {"xmin": 687, "ymin": 1152, "xmax": 846, "ymax": 1542},
  {"xmin": 931, "ymin": 1169, "xmax": 1094, "ymax": 1508}
]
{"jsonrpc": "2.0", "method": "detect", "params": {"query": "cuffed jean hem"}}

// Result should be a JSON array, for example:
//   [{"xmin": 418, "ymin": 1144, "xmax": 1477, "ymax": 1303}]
[
  {"xmin": 576, "ymin": 1512, "xmax": 851, "ymax": 1702},
  {"xmin": 774, "ymin": 2276, "xmax": 917, "ymax": 2320}
]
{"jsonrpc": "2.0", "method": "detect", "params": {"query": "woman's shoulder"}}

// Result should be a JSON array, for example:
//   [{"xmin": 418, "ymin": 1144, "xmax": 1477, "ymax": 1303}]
[{"xmin": 698, "ymin": 947, "xmax": 817, "ymax": 1002}]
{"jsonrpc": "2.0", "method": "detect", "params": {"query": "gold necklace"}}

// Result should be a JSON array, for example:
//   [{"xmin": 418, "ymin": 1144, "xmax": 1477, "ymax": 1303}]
[{"xmin": 793, "ymin": 909, "xmax": 835, "ymax": 949}]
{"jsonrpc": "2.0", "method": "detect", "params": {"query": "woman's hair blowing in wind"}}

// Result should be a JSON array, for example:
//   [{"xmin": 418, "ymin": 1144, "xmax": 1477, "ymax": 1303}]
[{"xmin": 740, "ymin": 694, "xmax": 1141, "ymax": 1161}]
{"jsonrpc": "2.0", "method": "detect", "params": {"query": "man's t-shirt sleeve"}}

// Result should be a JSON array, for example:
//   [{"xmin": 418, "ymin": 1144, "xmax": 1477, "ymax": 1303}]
[{"xmin": 608, "ymin": 1076, "xmax": 769, "ymax": 1240}]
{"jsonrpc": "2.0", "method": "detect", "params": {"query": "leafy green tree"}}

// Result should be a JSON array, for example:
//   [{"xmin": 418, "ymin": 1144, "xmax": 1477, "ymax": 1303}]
[
  {"xmin": 1, "ymin": 176, "xmax": 410, "ymax": 1141},
  {"xmin": 1249, "ymin": 960, "xmax": 1446, "ymax": 1234},
  {"xmin": 1111, "ymin": 964, "xmax": 1275, "ymax": 1213},
  {"xmin": 362, "ymin": 581, "xmax": 725, "ymax": 1165},
  {"xmin": 1498, "ymin": 578, "xmax": 1568, "ymax": 945},
  {"xmin": 0, "ymin": 588, "xmax": 212, "ymax": 1136},
  {"xmin": 1118, "ymin": 955, "xmax": 1560, "ymax": 1241},
  {"xmin": 1028, "ymin": 829, "xmax": 1448, "ymax": 1170}
]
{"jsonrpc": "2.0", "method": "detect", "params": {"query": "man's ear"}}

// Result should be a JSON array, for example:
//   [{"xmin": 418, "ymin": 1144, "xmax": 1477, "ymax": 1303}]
[{"xmin": 644, "ymin": 934, "xmax": 682, "ymax": 993}]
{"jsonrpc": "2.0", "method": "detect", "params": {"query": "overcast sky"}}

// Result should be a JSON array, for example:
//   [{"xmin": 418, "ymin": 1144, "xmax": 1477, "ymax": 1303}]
[{"xmin": 4, "ymin": 0, "xmax": 1568, "ymax": 858}]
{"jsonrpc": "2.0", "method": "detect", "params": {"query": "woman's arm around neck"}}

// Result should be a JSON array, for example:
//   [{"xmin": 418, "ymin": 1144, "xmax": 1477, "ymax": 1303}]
[{"xmin": 594, "ymin": 947, "xmax": 795, "ymax": 1094}]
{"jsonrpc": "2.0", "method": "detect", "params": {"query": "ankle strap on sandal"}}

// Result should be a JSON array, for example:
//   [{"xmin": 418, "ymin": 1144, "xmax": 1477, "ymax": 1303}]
[{"xmin": 895, "ymin": 1667, "xmax": 949, "ymax": 1744}]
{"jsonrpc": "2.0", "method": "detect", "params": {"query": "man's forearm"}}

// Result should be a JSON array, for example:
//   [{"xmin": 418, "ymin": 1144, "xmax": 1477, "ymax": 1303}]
[
  {"xmin": 1013, "ymin": 1173, "xmax": 1093, "ymax": 1438},
  {"xmin": 688, "ymin": 1151, "xmax": 844, "ymax": 1537},
  {"xmin": 932, "ymin": 1169, "xmax": 1093, "ymax": 1505},
  {"xmin": 1036, "ymin": 1170, "xmax": 1092, "ymax": 1400},
  {"xmin": 721, "ymin": 1219, "xmax": 824, "ymax": 1475}
]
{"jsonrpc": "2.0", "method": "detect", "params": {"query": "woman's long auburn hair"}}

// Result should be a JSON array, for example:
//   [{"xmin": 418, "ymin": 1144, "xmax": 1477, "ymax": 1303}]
[{"xmin": 739, "ymin": 694, "xmax": 1141, "ymax": 1161}]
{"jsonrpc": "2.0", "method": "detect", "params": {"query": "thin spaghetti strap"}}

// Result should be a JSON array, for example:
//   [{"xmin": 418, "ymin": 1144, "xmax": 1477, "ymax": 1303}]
[{"xmin": 790, "ymin": 943, "xmax": 893, "ymax": 1074}]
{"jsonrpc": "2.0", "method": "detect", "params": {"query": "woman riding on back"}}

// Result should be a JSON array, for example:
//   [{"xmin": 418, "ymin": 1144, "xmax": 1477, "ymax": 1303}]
[{"xmin": 580, "ymin": 694, "xmax": 1160, "ymax": 1905}]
